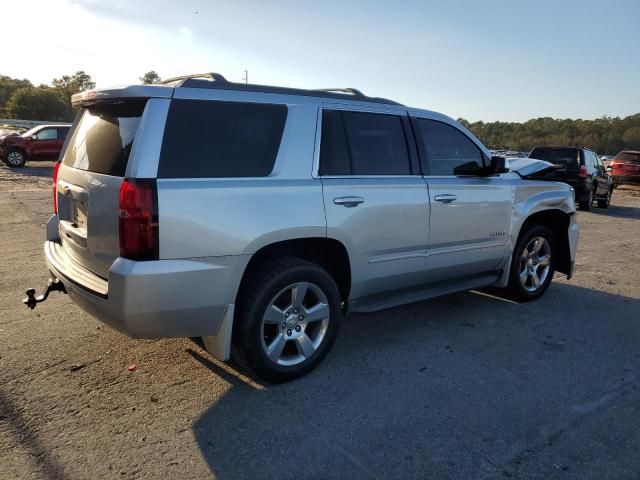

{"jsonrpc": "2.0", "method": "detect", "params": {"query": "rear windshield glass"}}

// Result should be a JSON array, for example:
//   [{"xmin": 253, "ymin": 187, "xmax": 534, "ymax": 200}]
[
  {"xmin": 615, "ymin": 151, "xmax": 640, "ymax": 163},
  {"xmin": 529, "ymin": 148, "xmax": 580, "ymax": 169},
  {"xmin": 158, "ymin": 99, "xmax": 287, "ymax": 178},
  {"xmin": 62, "ymin": 100, "xmax": 147, "ymax": 176}
]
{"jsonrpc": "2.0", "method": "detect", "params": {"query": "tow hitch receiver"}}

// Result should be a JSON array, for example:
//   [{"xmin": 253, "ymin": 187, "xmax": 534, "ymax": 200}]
[{"xmin": 23, "ymin": 277, "xmax": 67, "ymax": 309}]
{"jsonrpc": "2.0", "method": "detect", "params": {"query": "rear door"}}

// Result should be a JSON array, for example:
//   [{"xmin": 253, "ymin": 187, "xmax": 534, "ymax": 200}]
[
  {"xmin": 413, "ymin": 117, "xmax": 512, "ymax": 281},
  {"xmin": 56, "ymin": 99, "xmax": 151, "ymax": 278},
  {"xmin": 319, "ymin": 106, "xmax": 430, "ymax": 299}
]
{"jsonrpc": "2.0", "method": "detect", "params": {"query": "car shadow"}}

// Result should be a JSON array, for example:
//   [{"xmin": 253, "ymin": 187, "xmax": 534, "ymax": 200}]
[
  {"xmin": 189, "ymin": 282, "xmax": 640, "ymax": 479},
  {"xmin": 0, "ymin": 390, "xmax": 67, "ymax": 480},
  {"xmin": 589, "ymin": 203, "xmax": 640, "ymax": 220},
  {"xmin": 1, "ymin": 162, "xmax": 55, "ymax": 179}
]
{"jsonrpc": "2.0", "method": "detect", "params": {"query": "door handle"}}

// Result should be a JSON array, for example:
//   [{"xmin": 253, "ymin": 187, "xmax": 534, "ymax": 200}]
[
  {"xmin": 333, "ymin": 196, "xmax": 364, "ymax": 207},
  {"xmin": 434, "ymin": 194, "xmax": 457, "ymax": 204}
]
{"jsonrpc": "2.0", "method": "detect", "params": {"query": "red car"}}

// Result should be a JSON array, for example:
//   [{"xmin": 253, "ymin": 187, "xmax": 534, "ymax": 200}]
[
  {"xmin": 0, "ymin": 124, "xmax": 71, "ymax": 167},
  {"xmin": 609, "ymin": 150, "xmax": 640, "ymax": 187}
]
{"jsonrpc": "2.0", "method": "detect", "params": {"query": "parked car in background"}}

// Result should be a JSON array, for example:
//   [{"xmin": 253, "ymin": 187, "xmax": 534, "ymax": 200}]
[
  {"xmin": 27, "ymin": 73, "xmax": 579, "ymax": 382},
  {"xmin": 528, "ymin": 146, "xmax": 613, "ymax": 210},
  {"xmin": 609, "ymin": 150, "xmax": 640, "ymax": 187},
  {"xmin": 0, "ymin": 124, "xmax": 72, "ymax": 167}
]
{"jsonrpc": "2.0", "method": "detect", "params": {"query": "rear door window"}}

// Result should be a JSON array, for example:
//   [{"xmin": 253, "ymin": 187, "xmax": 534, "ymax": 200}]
[
  {"xmin": 62, "ymin": 100, "xmax": 147, "ymax": 176},
  {"xmin": 319, "ymin": 110, "xmax": 411, "ymax": 175},
  {"xmin": 158, "ymin": 99, "xmax": 287, "ymax": 178},
  {"xmin": 57, "ymin": 127, "xmax": 70, "ymax": 140},
  {"xmin": 415, "ymin": 119, "xmax": 483, "ymax": 175}
]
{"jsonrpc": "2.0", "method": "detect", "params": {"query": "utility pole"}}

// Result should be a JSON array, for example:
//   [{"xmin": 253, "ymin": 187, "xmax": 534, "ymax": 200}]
[{"xmin": 242, "ymin": 69, "xmax": 248, "ymax": 85}]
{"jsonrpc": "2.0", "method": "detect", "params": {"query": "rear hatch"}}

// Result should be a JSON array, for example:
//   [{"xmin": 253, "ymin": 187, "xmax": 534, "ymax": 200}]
[
  {"xmin": 611, "ymin": 151, "xmax": 640, "ymax": 176},
  {"xmin": 56, "ymin": 100, "xmax": 147, "ymax": 278},
  {"xmin": 528, "ymin": 147, "xmax": 581, "ymax": 184}
]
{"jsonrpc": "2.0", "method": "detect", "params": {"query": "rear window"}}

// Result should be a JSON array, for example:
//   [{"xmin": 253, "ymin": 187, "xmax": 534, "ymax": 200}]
[
  {"xmin": 529, "ymin": 148, "xmax": 580, "ymax": 170},
  {"xmin": 614, "ymin": 151, "xmax": 640, "ymax": 163},
  {"xmin": 62, "ymin": 100, "xmax": 146, "ymax": 176},
  {"xmin": 158, "ymin": 99, "xmax": 287, "ymax": 178}
]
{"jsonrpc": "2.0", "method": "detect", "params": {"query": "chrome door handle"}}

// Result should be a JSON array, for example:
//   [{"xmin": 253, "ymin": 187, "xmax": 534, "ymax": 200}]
[
  {"xmin": 333, "ymin": 196, "xmax": 364, "ymax": 207},
  {"xmin": 434, "ymin": 194, "xmax": 457, "ymax": 204}
]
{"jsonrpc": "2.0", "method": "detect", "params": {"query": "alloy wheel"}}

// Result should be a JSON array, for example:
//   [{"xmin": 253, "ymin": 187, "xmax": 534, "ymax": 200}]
[
  {"xmin": 261, "ymin": 282, "xmax": 330, "ymax": 366},
  {"xmin": 6, "ymin": 151, "xmax": 24, "ymax": 166},
  {"xmin": 519, "ymin": 237, "xmax": 551, "ymax": 292}
]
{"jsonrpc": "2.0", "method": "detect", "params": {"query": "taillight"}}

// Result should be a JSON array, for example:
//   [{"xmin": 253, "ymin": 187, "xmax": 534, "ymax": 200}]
[
  {"xmin": 118, "ymin": 179, "xmax": 158, "ymax": 260},
  {"xmin": 579, "ymin": 165, "xmax": 588, "ymax": 178},
  {"xmin": 53, "ymin": 161, "xmax": 61, "ymax": 213}
]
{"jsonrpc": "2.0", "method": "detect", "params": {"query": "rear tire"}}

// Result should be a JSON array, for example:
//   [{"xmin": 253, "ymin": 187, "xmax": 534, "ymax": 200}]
[
  {"xmin": 4, "ymin": 148, "xmax": 26, "ymax": 167},
  {"xmin": 597, "ymin": 187, "xmax": 612, "ymax": 208},
  {"xmin": 232, "ymin": 257, "xmax": 342, "ymax": 383},
  {"xmin": 507, "ymin": 225, "xmax": 556, "ymax": 302},
  {"xmin": 578, "ymin": 188, "xmax": 593, "ymax": 211}
]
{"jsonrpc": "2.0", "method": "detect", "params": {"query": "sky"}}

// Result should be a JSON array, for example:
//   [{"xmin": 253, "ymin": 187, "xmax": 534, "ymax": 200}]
[{"xmin": 2, "ymin": 0, "xmax": 639, "ymax": 122}]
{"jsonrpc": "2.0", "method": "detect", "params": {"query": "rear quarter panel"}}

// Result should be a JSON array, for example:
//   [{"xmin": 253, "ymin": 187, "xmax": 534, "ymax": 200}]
[{"xmin": 156, "ymin": 101, "xmax": 326, "ymax": 258}]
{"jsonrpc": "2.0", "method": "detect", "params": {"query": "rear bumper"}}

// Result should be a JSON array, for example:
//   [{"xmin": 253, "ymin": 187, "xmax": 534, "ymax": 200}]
[{"xmin": 44, "ymin": 239, "xmax": 248, "ymax": 338}]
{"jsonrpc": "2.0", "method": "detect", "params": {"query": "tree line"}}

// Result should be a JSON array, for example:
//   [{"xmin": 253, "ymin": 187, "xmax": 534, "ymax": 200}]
[
  {"xmin": 458, "ymin": 115, "xmax": 640, "ymax": 155},
  {"xmin": 0, "ymin": 71, "xmax": 161, "ymax": 123},
  {"xmin": 2, "ymin": 71, "xmax": 638, "ymax": 154}
]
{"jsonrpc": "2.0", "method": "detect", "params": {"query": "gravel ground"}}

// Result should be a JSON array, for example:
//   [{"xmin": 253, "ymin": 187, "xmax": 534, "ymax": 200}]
[{"xmin": 1, "ymin": 162, "xmax": 639, "ymax": 480}]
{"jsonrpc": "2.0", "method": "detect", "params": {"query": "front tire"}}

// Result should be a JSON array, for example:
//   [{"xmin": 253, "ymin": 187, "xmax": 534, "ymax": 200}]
[
  {"xmin": 232, "ymin": 257, "xmax": 342, "ymax": 383},
  {"xmin": 4, "ymin": 148, "xmax": 27, "ymax": 167},
  {"xmin": 507, "ymin": 225, "xmax": 556, "ymax": 302}
]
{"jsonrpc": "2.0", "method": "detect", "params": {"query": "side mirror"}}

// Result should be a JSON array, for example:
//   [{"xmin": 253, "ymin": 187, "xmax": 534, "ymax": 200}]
[
  {"xmin": 606, "ymin": 165, "xmax": 613, "ymax": 172},
  {"xmin": 488, "ymin": 155, "xmax": 509, "ymax": 175},
  {"xmin": 29, "ymin": 135, "xmax": 37, "ymax": 141}
]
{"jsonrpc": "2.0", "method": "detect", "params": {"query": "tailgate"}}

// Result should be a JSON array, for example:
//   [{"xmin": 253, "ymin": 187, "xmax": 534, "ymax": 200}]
[{"xmin": 56, "ymin": 100, "xmax": 147, "ymax": 278}]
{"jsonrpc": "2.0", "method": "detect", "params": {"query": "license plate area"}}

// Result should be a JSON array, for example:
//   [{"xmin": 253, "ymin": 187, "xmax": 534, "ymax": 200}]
[{"xmin": 73, "ymin": 202, "xmax": 88, "ymax": 230}]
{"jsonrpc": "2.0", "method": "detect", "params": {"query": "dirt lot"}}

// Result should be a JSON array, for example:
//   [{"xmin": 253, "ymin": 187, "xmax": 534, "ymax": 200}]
[{"xmin": 1, "ymin": 162, "xmax": 639, "ymax": 480}]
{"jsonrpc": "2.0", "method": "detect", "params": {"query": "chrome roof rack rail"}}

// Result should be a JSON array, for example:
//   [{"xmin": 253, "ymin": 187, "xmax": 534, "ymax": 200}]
[
  {"xmin": 158, "ymin": 72, "xmax": 228, "ymax": 86},
  {"xmin": 312, "ymin": 88, "xmax": 366, "ymax": 97}
]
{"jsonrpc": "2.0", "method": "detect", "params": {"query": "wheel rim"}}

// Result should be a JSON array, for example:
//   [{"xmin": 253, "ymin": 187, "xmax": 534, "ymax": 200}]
[
  {"xmin": 261, "ymin": 282, "xmax": 330, "ymax": 366},
  {"xmin": 6, "ymin": 151, "xmax": 23, "ymax": 166},
  {"xmin": 519, "ymin": 237, "xmax": 551, "ymax": 292}
]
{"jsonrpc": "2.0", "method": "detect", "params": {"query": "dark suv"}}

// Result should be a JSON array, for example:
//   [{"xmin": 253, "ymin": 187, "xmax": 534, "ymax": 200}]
[
  {"xmin": 0, "ymin": 124, "xmax": 71, "ymax": 167},
  {"xmin": 528, "ymin": 147, "xmax": 613, "ymax": 210}
]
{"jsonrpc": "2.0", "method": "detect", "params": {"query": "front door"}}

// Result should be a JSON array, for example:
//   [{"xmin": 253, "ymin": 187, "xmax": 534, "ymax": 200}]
[
  {"xmin": 412, "ymin": 118, "xmax": 512, "ymax": 281},
  {"xmin": 31, "ymin": 127, "xmax": 59, "ymax": 159},
  {"xmin": 319, "ymin": 106, "xmax": 430, "ymax": 300}
]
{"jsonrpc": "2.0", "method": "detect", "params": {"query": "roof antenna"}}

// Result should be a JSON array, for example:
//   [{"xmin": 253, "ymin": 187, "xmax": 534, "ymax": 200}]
[{"xmin": 242, "ymin": 69, "xmax": 248, "ymax": 85}]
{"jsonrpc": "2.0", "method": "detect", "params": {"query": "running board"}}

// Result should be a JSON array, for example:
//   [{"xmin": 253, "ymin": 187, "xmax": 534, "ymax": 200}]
[{"xmin": 349, "ymin": 273, "xmax": 500, "ymax": 313}]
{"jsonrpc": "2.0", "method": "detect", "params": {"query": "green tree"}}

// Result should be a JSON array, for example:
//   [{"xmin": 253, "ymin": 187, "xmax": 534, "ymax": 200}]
[
  {"xmin": 139, "ymin": 71, "xmax": 161, "ymax": 84},
  {"xmin": 622, "ymin": 127, "xmax": 640, "ymax": 149},
  {"xmin": 0, "ymin": 75, "xmax": 32, "ymax": 116},
  {"xmin": 3, "ymin": 86, "xmax": 69, "ymax": 121},
  {"xmin": 52, "ymin": 70, "xmax": 96, "ymax": 119}
]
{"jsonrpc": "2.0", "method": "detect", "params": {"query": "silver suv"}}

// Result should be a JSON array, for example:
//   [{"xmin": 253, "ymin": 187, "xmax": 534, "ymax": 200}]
[{"xmin": 28, "ymin": 73, "xmax": 579, "ymax": 382}]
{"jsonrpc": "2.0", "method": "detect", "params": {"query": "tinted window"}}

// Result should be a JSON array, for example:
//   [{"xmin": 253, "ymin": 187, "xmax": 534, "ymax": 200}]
[
  {"xmin": 62, "ymin": 100, "xmax": 146, "ymax": 176},
  {"xmin": 57, "ymin": 127, "xmax": 70, "ymax": 140},
  {"xmin": 36, "ymin": 128, "xmax": 57, "ymax": 140},
  {"xmin": 615, "ymin": 151, "xmax": 640, "ymax": 163},
  {"xmin": 319, "ymin": 110, "xmax": 350, "ymax": 175},
  {"xmin": 159, "ymin": 100, "xmax": 287, "ymax": 178},
  {"xmin": 416, "ymin": 119, "xmax": 483, "ymax": 175},
  {"xmin": 529, "ymin": 148, "xmax": 580, "ymax": 171},
  {"xmin": 320, "ymin": 110, "xmax": 410, "ymax": 175}
]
